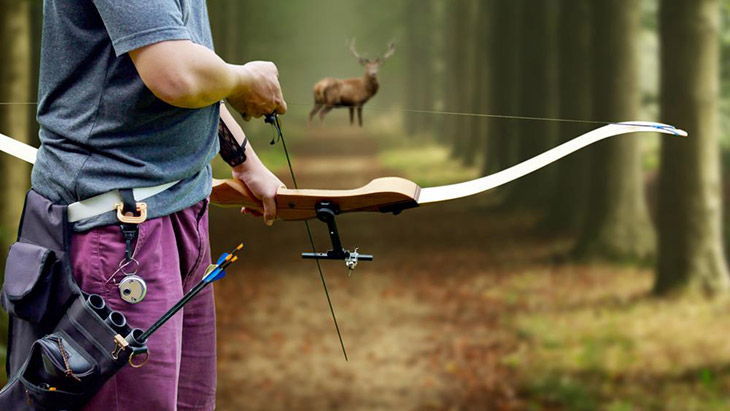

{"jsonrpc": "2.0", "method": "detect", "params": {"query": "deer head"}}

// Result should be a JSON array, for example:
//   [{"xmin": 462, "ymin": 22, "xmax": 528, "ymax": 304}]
[{"xmin": 349, "ymin": 39, "xmax": 396, "ymax": 78}]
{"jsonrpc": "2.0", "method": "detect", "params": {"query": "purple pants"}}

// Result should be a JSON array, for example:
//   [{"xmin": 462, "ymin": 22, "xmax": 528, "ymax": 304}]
[{"xmin": 70, "ymin": 200, "xmax": 216, "ymax": 411}]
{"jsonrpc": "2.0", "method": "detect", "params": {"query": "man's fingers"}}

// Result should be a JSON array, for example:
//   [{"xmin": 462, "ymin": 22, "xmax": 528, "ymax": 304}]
[
  {"xmin": 261, "ymin": 194, "xmax": 277, "ymax": 226},
  {"xmin": 275, "ymin": 98, "xmax": 288, "ymax": 114},
  {"xmin": 240, "ymin": 207, "xmax": 262, "ymax": 217}
]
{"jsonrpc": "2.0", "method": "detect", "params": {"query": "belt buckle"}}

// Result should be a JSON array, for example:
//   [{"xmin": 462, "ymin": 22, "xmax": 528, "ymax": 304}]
[{"xmin": 115, "ymin": 202, "xmax": 148, "ymax": 224}]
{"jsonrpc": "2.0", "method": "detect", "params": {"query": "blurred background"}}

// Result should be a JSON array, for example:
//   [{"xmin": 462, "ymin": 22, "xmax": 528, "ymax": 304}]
[{"xmin": 2, "ymin": 0, "xmax": 730, "ymax": 409}]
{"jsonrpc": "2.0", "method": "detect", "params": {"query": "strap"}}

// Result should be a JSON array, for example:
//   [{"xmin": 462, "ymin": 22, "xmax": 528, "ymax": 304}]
[
  {"xmin": 119, "ymin": 189, "xmax": 136, "ymax": 215},
  {"xmin": 118, "ymin": 189, "xmax": 138, "ymax": 261},
  {"xmin": 67, "ymin": 181, "xmax": 179, "ymax": 223},
  {"xmin": 218, "ymin": 118, "xmax": 247, "ymax": 167}
]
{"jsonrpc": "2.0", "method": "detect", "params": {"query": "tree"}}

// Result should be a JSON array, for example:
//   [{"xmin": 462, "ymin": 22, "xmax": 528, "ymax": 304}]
[
  {"xmin": 461, "ymin": 0, "xmax": 491, "ymax": 168},
  {"xmin": 483, "ymin": 1, "xmax": 521, "ymax": 176},
  {"xmin": 543, "ymin": 0, "xmax": 593, "ymax": 232},
  {"xmin": 440, "ymin": 0, "xmax": 470, "ymax": 152},
  {"xmin": 0, "ymin": 0, "xmax": 33, "ymax": 376},
  {"xmin": 573, "ymin": 0, "xmax": 655, "ymax": 261},
  {"xmin": 654, "ymin": 0, "xmax": 729, "ymax": 294},
  {"xmin": 0, "ymin": 1, "xmax": 32, "ymax": 254},
  {"xmin": 403, "ymin": 0, "xmax": 437, "ymax": 136},
  {"xmin": 503, "ymin": 0, "xmax": 558, "ymax": 208}
]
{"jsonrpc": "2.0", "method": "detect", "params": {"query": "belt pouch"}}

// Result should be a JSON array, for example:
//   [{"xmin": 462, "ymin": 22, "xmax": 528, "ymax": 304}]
[{"xmin": 0, "ymin": 190, "xmax": 147, "ymax": 410}]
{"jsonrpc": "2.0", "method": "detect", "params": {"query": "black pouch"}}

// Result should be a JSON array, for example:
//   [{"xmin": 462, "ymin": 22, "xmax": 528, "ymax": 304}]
[
  {"xmin": 1, "ymin": 242, "xmax": 58, "ymax": 324},
  {"xmin": 2, "ymin": 190, "xmax": 76, "ymax": 376},
  {"xmin": 0, "ymin": 190, "xmax": 148, "ymax": 410},
  {"xmin": 0, "ymin": 332, "xmax": 92, "ymax": 411}
]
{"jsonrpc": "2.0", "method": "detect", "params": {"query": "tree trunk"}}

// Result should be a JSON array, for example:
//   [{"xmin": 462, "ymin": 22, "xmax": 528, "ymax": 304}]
[
  {"xmin": 448, "ymin": 0, "xmax": 474, "ymax": 159},
  {"xmin": 573, "ymin": 0, "xmax": 654, "ymax": 261},
  {"xmin": 543, "ymin": 0, "xmax": 592, "ymax": 232},
  {"xmin": 28, "ymin": 0, "xmax": 43, "ymax": 147},
  {"xmin": 654, "ymin": 0, "xmax": 729, "ymax": 294},
  {"xmin": 439, "ymin": 3, "xmax": 461, "ymax": 144},
  {"xmin": 223, "ymin": 0, "xmax": 240, "ymax": 62},
  {"xmin": 483, "ymin": 1, "xmax": 521, "ymax": 176},
  {"xmin": 462, "ymin": 0, "xmax": 491, "ymax": 168},
  {"xmin": 503, "ymin": 0, "xmax": 557, "ymax": 208},
  {"xmin": 0, "ymin": 0, "xmax": 32, "ymax": 250},
  {"xmin": 404, "ymin": 0, "xmax": 435, "ymax": 136},
  {"xmin": 0, "ymin": 0, "xmax": 33, "ymax": 376}
]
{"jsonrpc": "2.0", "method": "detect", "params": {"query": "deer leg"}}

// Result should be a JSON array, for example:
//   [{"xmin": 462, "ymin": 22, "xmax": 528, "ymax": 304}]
[
  {"xmin": 349, "ymin": 107, "xmax": 354, "ymax": 125},
  {"xmin": 309, "ymin": 103, "xmax": 323, "ymax": 125},
  {"xmin": 319, "ymin": 105, "xmax": 334, "ymax": 122},
  {"xmin": 357, "ymin": 106, "xmax": 363, "ymax": 127}
]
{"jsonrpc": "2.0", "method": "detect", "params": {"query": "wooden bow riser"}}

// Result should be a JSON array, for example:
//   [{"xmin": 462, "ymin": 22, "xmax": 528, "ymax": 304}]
[{"xmin": 210, "ymin": 176, "xmax": 421, "ymax": 221}]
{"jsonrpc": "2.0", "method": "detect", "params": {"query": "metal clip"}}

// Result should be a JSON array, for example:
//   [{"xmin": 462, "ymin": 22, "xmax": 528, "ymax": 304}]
[
  {"xmin": 129, "ymin": 351, "xmax": 149, "ymax": 368},
  {"xmin": 111, "ymin": 334, "xmax": 129, "ymax": 360},
  {"xmin": 345, "ymin": 248, "xmax": 359, "ymax": 276},
  {"xmin": 115, "ymin": 202, "xmax": 148, "ymax": 224}
]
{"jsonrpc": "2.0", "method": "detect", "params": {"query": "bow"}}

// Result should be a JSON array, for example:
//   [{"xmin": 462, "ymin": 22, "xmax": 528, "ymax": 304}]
[
  {"xmin": 0, "ymin": 119, "xmax": 688, "ymax": 361},
  {"xmin": 210, "ymin": 121, "xmax": 687, "ymax": 219},
  {"xmin": 0, "ymin": 120, "xmax": 687, "ymax": 220}
]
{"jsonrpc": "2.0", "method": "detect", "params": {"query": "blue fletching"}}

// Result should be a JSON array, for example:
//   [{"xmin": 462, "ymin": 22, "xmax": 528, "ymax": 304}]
[
  {"xmin": 203, "ymin": 266, "xmax": 225, "ymax": 283},
  {"xmin": 205, "ymin": 268, "xmax": 227, "ymax": 283},
  {"xmin": 203, "ymin": 249, "xmax": 239, "ymax": 283},
  {"xmin": 202, "ymin": 266, "xmax": 218, "ymax": 283},
  {"xmin": 216, "ymin": 253, "xmax": 229, "ymax": 265}
]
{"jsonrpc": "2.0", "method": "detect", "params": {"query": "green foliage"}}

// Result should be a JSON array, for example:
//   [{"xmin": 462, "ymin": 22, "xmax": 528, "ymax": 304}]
[
  {"xmin": 512, "ymin": 269, "xmax": 730, "ymax": 409},
  {"xmin": 527, "ymin": 374, "xmax": 597, "ymax": 411}
]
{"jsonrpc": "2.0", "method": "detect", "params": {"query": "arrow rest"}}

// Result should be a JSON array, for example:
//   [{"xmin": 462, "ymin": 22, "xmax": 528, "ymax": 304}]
[{"xmin": 301, "ymin": 201, "xmax": 373, "ymax": 271}]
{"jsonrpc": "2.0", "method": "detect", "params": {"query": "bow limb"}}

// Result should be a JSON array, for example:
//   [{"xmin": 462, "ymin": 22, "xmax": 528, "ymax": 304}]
[{"xmin": 417, "ymin": 121, "xmax": 686, "ymax": 204}]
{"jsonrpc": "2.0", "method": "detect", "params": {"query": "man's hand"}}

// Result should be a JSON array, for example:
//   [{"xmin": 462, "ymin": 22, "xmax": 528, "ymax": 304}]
[
  {"xmin": 231, "ymin": 161, "xmax": 285, "ymax": 226},
  {"xmin": 228, "ymin": 62, "xmax": 287, "ymax": 120}
]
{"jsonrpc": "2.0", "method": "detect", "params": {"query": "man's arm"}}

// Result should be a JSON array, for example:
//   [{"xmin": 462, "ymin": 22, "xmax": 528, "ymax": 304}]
[
  {"xmin": 128, "ymin": 40, "xmax": 286, "ymax": 117},
  {"xmin": 128, "ymin": 40, "xmax": 287, "ymax": 224},
  {"xmin": 220, "ymin": 104, "xmax": 285, "ymax": 226}
]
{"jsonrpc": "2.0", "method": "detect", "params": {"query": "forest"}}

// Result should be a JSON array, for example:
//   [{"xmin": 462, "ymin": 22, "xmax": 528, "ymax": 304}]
[{"xmin": 2, "ymin": 0, "xmax": 730, "ymax": 409}]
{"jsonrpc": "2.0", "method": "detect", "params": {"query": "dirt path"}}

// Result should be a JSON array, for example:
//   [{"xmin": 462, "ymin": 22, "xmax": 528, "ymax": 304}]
[{"xmin": 211, "ymin": 126, "xmax": 526, "ymax": 410}]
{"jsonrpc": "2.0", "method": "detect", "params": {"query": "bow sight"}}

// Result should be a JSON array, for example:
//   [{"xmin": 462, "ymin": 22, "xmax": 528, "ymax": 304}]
[{"xmin": 300, "ymin": 200, "xmax": 373, "ymax": 270}]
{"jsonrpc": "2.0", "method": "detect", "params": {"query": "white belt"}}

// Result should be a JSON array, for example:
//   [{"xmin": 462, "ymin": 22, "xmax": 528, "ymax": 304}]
[
  {"xmin": 67, "ymin": 180, "xmax": 180, "ymax": 223},
  {"xmin": 0, "ymin": 133, "xmax": 181, "ymax": 223}
]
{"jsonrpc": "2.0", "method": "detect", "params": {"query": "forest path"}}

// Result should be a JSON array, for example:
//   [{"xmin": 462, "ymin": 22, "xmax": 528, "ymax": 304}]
[{"xmin": 210, "ymin": 124, "xmax": 538, "ymax": 410}]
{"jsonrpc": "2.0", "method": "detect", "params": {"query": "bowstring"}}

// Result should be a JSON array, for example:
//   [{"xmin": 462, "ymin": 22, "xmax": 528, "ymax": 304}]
[
  {"xmin": 287, "ymin": 102, "xmax": 616, "ymax": 125},
  {"xmin": 374, "ymin": 108, "xmax": 609, "ymax": 125},
  {"xmin": 266, "ymin": 114, "xmax": 349, "ymax": 362},
  {"xmin": 0, "ymin": 100, "xmax": 621, "ymax": 126}
]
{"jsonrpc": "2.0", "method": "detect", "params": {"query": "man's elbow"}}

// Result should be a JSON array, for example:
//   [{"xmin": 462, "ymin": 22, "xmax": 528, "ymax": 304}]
[
  {"xmin": 145, "ymin": 71, "xmax": 203, "ymax": 108},
  {"xmin": 129, "ymin": 40, "xmax": 226, "ymax": 108}
]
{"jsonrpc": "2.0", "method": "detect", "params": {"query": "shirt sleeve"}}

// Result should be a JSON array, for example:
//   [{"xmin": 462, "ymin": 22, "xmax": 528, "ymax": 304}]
[{"xmin": 92, "ymin": 0, "xmax": 192, "ymax": 57}]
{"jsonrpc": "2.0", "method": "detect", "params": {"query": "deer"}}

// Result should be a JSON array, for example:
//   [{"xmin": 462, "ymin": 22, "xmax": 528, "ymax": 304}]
[{"xmin": 309, "ymin": 39, "xmax": 396, "ymax": 127}]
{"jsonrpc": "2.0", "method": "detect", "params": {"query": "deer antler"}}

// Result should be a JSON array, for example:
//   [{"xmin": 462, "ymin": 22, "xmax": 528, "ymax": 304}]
[
  {"xmin": 349, "ymin": 39, "xmax": 368, "ymax": 64},
  {"xmin": 379, "ymin": 42, "xmax": 396, "ymax": 61}
]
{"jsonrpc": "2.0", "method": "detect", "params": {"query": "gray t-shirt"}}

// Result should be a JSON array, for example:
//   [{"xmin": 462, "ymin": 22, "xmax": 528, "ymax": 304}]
[{"xmin": 31, "ymin": 0, "xmax": 219, "ymax": 231}]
